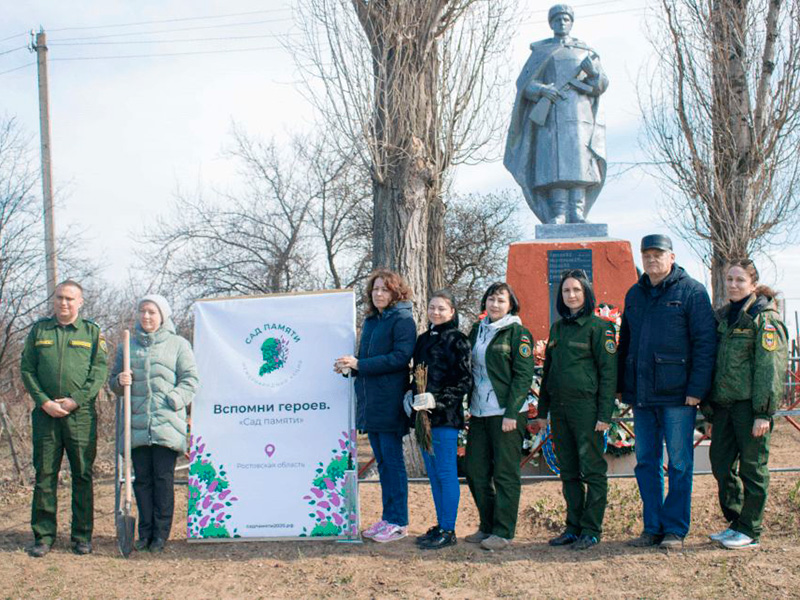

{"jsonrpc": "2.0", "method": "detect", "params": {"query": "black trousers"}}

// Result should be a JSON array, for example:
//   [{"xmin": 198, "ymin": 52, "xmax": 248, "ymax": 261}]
[{"xmin": 132, "ymin": 445, "xmax": 178, "ymax": 542}]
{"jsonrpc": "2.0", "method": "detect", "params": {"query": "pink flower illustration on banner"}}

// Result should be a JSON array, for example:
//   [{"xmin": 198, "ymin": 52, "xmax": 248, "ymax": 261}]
[
  {"xmin": 186, "ymin": 434, "xmax": 240, "ymax": 539},
  {"xmin": 299, "ymin": 431, "xmax": 357, "ymax": 538}
]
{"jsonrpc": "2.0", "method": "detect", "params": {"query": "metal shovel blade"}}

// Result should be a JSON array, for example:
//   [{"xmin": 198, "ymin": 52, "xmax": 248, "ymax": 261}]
[{"xmin": 117, "ymin": 512, "xmax": 135, "ymax": 558}]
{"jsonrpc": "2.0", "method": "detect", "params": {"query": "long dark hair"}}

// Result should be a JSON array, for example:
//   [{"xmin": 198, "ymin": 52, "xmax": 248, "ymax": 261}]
[
  {"xmin": 556, "ymin": 269, "xmax": 596, "ymax": 319},
  {"xmin": 480, "ymin": 282, "xmax": 521, "ymax": 316},
  {"xmin": 727, "ymin": 259, "xmax": 779, "ymax": 300}
]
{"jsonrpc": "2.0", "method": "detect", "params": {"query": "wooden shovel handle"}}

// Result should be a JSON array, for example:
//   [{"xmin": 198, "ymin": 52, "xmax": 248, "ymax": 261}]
[{"xmin": 123, "ymin": 329, "xmax": 132, "ymax": 510}]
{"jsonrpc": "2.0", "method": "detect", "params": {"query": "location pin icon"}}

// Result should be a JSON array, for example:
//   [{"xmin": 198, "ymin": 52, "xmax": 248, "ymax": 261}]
[{"xmin": 265, "ymin": 443, "xmax": 276, "ymax": 458}]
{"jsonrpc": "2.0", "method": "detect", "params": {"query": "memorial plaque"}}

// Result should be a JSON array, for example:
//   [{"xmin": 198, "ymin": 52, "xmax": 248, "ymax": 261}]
[{"xmin": 547, "ymin": 249, "xmax": 593, "ymax": 325}]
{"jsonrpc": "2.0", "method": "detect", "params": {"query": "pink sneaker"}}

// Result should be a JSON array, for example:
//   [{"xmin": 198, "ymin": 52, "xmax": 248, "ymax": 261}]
[
  {"xmin": 362, "ymin": 520, "xmax": 388, "ymax": 539},
  {"xmin": 372, "ymin": 523, "xmax": 408, "ymax": 543}
]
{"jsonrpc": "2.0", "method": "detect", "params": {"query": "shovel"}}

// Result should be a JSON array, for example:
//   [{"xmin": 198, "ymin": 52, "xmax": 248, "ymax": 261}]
[{"xmin": 116, "ymin": 329, "xmax": 136, "ymax": 557}]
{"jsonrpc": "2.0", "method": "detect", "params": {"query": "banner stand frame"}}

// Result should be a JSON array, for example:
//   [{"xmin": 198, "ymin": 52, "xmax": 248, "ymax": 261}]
[{"xmin": 337, "ymin": 372, "xmax": 362, "ymax": 544}]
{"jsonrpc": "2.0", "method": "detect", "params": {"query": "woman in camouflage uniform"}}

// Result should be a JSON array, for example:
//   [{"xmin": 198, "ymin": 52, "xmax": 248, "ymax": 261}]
[
  {"xmin": 706, "ymin": 260, "xmax": 788, "ymax": 549},
  {"xmin": 536, "ymin": 269, "xmax": 617, "ymax": 550}
]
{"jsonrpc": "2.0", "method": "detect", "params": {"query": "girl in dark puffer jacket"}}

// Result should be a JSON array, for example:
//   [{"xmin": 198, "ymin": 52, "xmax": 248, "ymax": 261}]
[{"xmin": 410, "ymin": 290, "xmax": 472, "ymax": 550}]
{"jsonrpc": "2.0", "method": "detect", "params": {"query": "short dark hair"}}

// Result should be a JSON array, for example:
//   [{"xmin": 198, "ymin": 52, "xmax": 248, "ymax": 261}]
[
  {"xmin": 556, "ymin": 270, "xmax": 596, "ymax": 319},
  {"xmin": 429, "ymin": 289, "xmax": 459, "ymax": 327},
  {"xmin": 56, "ymin": 279, "xmax": 84, "ymax": 294},
  {"xmin": 480, "ymin": 282, "xmax": 520, "ymax": 315}
]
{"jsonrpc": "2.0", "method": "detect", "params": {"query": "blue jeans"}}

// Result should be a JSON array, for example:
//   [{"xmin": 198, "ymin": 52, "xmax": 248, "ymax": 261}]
[
  {"xmin": 421, "ymin": 427, "xmax": 460, "ymax": 531},
  {"xmin": 367, "ymin": 432, "xmax": 408, "ymax": 526},
  {"xmin": 633, "ymin": 405, "xmax": 697, "ymax": 538}
]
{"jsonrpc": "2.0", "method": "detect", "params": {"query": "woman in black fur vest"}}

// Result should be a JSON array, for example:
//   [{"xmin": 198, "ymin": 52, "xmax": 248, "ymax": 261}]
[{"xmin": 409, "ymin": 290, "xmax": 472, "ymax": 550}]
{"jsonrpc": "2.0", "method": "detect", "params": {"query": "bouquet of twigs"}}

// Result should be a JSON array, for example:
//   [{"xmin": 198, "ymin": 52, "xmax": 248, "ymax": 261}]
[{"xmin": 413, "ymin": 364, "xmax": 434, "ymax": 455}]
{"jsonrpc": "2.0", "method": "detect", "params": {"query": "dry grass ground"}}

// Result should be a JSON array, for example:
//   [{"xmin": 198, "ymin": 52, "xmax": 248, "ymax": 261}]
[{"xmin": 1, "ymin": 421, "xmax": 799, "ymax": 599}]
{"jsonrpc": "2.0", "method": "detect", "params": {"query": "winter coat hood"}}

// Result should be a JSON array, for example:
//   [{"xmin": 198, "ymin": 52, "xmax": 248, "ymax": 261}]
[{"xmin": 111, "ymin": 325, "xmax": 198, "ymax": 453}]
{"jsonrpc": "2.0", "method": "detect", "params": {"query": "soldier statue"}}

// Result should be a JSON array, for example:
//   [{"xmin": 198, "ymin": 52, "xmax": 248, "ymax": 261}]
[{"xmin": 504, "ymin": 4, "xmax": 608, "ymax": 225}]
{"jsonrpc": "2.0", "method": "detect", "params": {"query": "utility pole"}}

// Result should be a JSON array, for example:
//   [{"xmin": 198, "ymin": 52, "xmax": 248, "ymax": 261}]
[{"xmin": 30, "ymin": 28, "xmax": 58, "ymax": 300}]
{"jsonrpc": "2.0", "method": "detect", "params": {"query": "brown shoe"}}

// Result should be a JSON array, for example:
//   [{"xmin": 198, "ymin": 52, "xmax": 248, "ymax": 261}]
[
  {"xmin": 626, "ymin": 532, "xmax": 663, "ymax": 547},
  {"xmin": 480, "ymin": 535, "xmax": 511, "ymax": 551},
  {"xmin": 464, "ymin": 530, "xmax": 491, "ymax": 544}
]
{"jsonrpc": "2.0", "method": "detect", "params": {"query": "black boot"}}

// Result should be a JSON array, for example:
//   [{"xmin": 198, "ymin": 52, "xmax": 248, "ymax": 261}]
[
  {"xmin": 548, "ymin": 531, "xmax": 578, "ymax": 547},
  {"xmin": 415, "ymin": 525, "xmax": 441, "ymax": 545},
  {"xmin": 419, "ymin": 529, "xmax": 456, "ymax": 550}
]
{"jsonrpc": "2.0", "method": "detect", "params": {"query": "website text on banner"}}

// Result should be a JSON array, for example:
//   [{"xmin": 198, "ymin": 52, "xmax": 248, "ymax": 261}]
[{"xmin": 189, "ymin": 291, "xmax": 357, "ymax": 541}]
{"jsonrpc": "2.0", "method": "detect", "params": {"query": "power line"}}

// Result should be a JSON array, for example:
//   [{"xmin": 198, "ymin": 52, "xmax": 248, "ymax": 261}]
[
  {"xmin": 529, "ymin": 0, "xmax": 629, "ymax": 12},
  {"xmin": 50, "ymin": 17, "xmax": 294, "ymax": 43},
  {"xmin": 0, "ymin": 32, "xmax": 27, "ymax": 44},
  {"xmin": 49, "ymin": 45, "xmax": 286, "ymax": 61},
  {"xmin": 48, "ymin": 7, "xmax": 292, "ymax": 33},
  {"xmin": 523, "ymin": 2, "xmax": 649, "ymax": 23},
  {"xmin": 0, "ymin": 61, "xmax": 35, "ymax": 76},
  {"xmin": 522, "ymin": 0, "xmax": 648, "ymax": 24},
  {"xmin": 49, "ymin": 33, "xmax": 292, "ymax": 46},
  {"xmin": 582, "ymin": 6, "xmax": 649, "ymax": 18},
  {"xmin": 0, "ymin": 45, "xmax": 26, "ymax": 57}
]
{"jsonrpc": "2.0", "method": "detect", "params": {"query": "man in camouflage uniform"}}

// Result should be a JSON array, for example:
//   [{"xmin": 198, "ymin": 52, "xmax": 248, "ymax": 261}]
[{"xmin": 20, "ymin": 280, "xmax": 108, "ymax": 557}]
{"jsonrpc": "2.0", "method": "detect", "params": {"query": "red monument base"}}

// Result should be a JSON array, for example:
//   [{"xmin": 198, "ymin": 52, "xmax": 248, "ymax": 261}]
[{"xmin": 507, "ymin": 238, "xmax": 638, "ymax": 341}]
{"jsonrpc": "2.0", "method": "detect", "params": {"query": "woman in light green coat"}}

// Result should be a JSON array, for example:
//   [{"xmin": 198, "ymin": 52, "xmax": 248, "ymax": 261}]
[{"xmin": 111, "ymin": 295, "xmax": 198, "ymax": 552}]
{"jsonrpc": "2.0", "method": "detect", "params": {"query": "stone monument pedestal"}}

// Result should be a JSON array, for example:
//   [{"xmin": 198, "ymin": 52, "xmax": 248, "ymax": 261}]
[{"xmin": 507, "ymin": 231, "xmax": 638, "ymax": 341}]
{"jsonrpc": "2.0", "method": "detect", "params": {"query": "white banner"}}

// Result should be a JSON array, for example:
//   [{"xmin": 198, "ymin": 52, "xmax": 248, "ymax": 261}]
[{"xmin": 187, "ymin": 290, "xmax": 358, "ymax": 541}]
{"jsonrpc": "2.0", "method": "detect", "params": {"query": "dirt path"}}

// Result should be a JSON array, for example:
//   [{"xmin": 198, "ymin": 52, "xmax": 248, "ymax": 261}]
[{"xmin": 2, "ymin": 422, "xmax": 800, "ymax": 599}]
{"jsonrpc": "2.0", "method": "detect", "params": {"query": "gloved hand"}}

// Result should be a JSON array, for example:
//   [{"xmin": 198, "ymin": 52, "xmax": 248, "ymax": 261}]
[
  {"xmin": 413, "ymin": 392, "xmax": 435, "ymax": 412},
  {"xmin": 403, "ymin": 391, "xmax": 413, "ymax": 418}
]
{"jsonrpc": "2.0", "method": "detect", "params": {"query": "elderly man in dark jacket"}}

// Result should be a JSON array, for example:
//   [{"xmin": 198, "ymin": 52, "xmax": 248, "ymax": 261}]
[{"xmin": 618, "ymin": 234, "xmax": 717, "ymax": 549}]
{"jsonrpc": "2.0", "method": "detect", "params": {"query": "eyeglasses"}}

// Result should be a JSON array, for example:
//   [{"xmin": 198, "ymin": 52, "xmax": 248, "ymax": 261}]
[{"xmin": 561, "ymin": 269, "xmax": 587, "ymax": 279}]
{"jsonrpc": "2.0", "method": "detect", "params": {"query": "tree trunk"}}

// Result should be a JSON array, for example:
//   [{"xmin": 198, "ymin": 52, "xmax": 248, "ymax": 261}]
[
  {"xmin": 426, "ymin": 191, "xmax": 446, "ymax": 296},
  {"xmin": 367, "ymin": 14, "xmax": 441, "ymax": 323},
  {"xmin": 372, "ymin": 140, "xmax": 432, "ymax": 321},
  {"xmin": 709, "ymin": 0, "xmax": 754, "ymax": 306},
  {"xmin": 710, "ymin": 248, "xmax": 728, "ymax": 308}
]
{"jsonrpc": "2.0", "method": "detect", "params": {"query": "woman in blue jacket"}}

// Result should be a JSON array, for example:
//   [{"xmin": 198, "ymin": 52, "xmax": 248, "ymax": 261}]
[{"xmin": 334, "ymin": 269, "xmax": 416, "ymax": 543}]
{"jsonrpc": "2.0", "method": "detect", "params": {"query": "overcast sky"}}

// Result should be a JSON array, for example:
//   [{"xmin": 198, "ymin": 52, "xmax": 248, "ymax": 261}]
[{"xmin": 1, "ymin": 0, "xmax": 798, "ymax": 323}]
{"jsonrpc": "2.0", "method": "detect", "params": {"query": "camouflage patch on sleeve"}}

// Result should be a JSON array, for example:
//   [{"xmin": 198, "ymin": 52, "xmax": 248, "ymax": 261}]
[
  {"xmin": 519, "ymin": 343, "xmax": 532, "ymax": 358},
  {"xmin": 604, "ymin": 339, "xmax": 617, "ymax": 354}
]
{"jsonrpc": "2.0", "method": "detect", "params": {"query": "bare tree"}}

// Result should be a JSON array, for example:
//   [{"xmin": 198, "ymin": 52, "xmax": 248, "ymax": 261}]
[
  {"xmin": 141, "ymin": 133, "xmax": 315, "ymax": 307},
  {"xmin": 139, "ymin": 127, "xmax": 373, "ymax": 315},
  {"xmin": 0, "ymin": 117, "xmax": 44, "ymax": 383},
  {"xmin": 640, "ymin": 0, "xmax": 800, "ymax": 303},
  {"xmin": 0, "ymin": 117, "xmax": 116, "ymax": 479},
  {"xmin": 300, "ymin": 137, "xmax": 373, "ymax": 291},
  {"xmin": 443, "ymin": 191, "xmax": 521, "ymax": 324},
  {"xmin": 294, "ymin": 0, "xmax": 516, "ymax": 317}
]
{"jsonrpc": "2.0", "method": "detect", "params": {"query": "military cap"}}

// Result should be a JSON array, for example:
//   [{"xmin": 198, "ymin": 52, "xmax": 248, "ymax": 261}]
[
  {"xmin": 548, "ymin": 4, "xmax": 575, "ymax": 23},
  {"xmin": 641, "ymin": 234, "xmax": 673, "ymax": 252}
]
